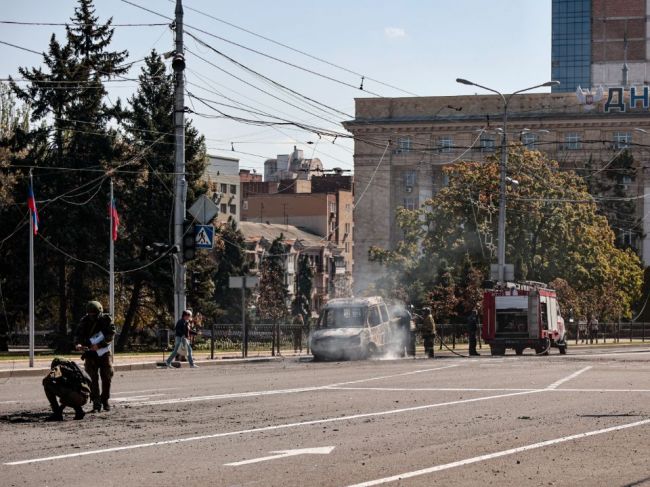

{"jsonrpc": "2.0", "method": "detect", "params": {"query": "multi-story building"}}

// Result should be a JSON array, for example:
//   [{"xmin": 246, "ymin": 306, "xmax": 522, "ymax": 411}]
[
  {"xmin": 344, "ymin": 92, "xmax": 650, "ymax": 293},
  {"xmin": 239, "ymin": 222, "xmax": 344, "ymax": 314},
  {"xmin": 552, "ymin": 0, "xmax": 650, "ymax": 92},
  {"xmin": 264, "ymin": 146, "xmax": 324, "ymax": 181},
  {"xmin": 203, "ymin": 155, "xmax": 241, "ymax": 224}
]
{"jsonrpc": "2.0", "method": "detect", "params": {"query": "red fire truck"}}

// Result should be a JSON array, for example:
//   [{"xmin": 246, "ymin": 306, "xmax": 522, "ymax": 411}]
[{"xmin": 481, "ymin": 282, "xmax": 567, "ymax": 356}]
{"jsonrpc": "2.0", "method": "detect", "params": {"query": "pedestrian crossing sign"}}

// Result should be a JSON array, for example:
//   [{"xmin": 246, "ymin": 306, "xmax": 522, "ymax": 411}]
[{"xmin": 195, "ymin": 225, "xmax": 214, "ymax": 249}]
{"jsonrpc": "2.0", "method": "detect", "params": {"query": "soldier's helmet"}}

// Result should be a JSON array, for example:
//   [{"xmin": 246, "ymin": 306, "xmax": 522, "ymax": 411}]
[{"xmin": 86, "ymin": 301, "xmax": 103, "ymax": 314}]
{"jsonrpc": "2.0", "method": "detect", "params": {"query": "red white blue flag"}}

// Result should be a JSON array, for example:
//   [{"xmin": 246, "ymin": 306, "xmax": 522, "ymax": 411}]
[
  {"xmin": 110, "ymin": 197, "xmax": 120, "ymax": 241},
  {"xmin": 27, "ymin": 185, "xmax": 39, "ymax": 235}
]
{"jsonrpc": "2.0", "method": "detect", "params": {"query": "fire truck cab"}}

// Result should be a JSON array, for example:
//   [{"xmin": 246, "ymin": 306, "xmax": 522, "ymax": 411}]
[{"xmin": 482, "ymin": 282, "xmax": 567, "ymax": 356}]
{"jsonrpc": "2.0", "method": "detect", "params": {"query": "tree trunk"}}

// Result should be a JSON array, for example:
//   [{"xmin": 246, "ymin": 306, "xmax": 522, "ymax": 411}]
[{"xmin": 116, "ymin": 277, "xmax": 143, "ymax": 352}]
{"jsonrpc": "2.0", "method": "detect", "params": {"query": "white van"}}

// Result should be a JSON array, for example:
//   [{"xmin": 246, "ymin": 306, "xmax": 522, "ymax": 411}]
[{"xmin": 310, "ymin": 296, "xmax": 402, "ymax": 360}]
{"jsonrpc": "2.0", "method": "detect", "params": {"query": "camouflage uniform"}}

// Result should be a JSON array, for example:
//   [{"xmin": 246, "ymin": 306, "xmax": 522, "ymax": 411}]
[
  {"xmin": 75, "ymin": 301, "xmax": 116, "ymax": 412},
  {"xmin": 42, "ymin": 358, "xmax": 91, "ymax": 421}
]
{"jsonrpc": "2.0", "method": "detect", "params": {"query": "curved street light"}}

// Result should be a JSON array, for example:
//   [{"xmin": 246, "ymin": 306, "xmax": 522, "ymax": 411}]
[{"xmin": 455, "ymin": 78, "xmax": 560, "ymax": 284}]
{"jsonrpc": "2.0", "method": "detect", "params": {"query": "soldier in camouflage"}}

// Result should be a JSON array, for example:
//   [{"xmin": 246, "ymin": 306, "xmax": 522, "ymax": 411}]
[{"xmin": 75, "ymin": 301, "xmax": 116, "ymax": 412}]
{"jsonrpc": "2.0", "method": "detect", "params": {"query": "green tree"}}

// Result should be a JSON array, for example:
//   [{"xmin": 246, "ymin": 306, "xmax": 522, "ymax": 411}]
[
  {"xmin": 370, "ymin": 145, "xmax": 643, "ymax": 320},
  {"xmin": 117, "ymin": 49, "xmax": 207, "ymax": 350},
  {"xmin": 258, "ymin": 236, "xmax": 289, "ymax": 354},
  {"xmin": 292, "ymin": 254, "xmax": 313, "ymax": 322},
  {"xmin": 9, "ymin": 0, "xmax": 128, "ymax": 349}
]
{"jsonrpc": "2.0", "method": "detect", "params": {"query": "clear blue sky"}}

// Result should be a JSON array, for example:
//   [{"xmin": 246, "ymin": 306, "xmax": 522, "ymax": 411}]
[{"xmin": 1, "ymin": 0, "xmax": 552, "ymax": 173}]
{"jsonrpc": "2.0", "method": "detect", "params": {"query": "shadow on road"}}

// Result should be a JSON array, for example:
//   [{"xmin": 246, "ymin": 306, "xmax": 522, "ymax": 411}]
[{"xmin": 0, "ymin": 411, "xmax": 51, "ymax": 424}]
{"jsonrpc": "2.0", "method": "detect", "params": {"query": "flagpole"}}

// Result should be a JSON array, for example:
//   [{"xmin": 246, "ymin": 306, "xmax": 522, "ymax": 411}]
[
  {"xmin": 28, "ymin": 171, "xmax": 35, "ymax": 368},
  {"xmin": 109, "ymin": 179, "xmax": 115, "ymax": 319}
]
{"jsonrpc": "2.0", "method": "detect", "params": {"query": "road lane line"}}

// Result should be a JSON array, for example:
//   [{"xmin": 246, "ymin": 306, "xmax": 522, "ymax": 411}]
[
  {"xmin": 546, "ymin": 366, "xmax": 592, "ymax": 390},
  {"xmin": 132, "ymin": 364, "xmax": 461, "ymax": 406},
  {"xmin": 331, "ymin": 386, "xmax": 650, "ymax": 393},
  {"xmin": 4, "ymin": 389, "xmax": 542, "ymax": 465},
  {"xmin": 345, "ymin": 418, "xmax": 650, "ymax": 487}
]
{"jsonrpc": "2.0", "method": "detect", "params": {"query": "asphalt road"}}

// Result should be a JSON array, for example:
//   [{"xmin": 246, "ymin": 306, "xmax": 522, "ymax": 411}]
[{"xmin": 1, "ymin": 346, "xmax": 649, "ymax": 486}]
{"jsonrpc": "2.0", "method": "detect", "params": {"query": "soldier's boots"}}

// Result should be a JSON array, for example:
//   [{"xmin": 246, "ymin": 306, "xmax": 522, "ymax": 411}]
[
  {"xmin": 47, "ymin": 405, "xmax": 64, "ymax": 421},
  {"xmin": 102, "ymin": 401, "xmax": 111, "ymax": 412},
  {"xmin": 92, "ymin": 401, "xmax": 102, "ymax": 413},
  {"xmin": 74, "ymin": 407, "xmax": 85, "ymax": 420}
]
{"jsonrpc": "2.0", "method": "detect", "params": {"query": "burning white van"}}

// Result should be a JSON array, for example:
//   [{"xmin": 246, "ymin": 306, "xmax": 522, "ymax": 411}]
[{"xmin": 310, "ymin": 296, "xmax": 400, "ymax": 360}]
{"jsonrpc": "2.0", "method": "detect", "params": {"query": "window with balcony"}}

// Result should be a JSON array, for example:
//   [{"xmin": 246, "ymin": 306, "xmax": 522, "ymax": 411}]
[
  {"xmin": 230, "ymin": 184, "xmax": 237, "ymax": 194},
  {"xmin": 403, "ymin": 170, "xmax": 417, "ymax": 191}
]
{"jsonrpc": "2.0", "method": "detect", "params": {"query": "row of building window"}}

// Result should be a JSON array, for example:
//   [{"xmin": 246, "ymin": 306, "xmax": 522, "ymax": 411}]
[
  {"xmin": 220, "ymin": 183, "xmax": 238, "ymax": 194},
  {"xmin": 393, "ymin": 132, "xmax": 635, "ymax": 154}
]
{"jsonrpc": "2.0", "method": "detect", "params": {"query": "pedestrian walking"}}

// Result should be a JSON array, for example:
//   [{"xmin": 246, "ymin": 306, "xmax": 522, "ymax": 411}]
[
  {"xmin": 165, "ymin": 310, "xmax": 198, "ymax": 368},
  {"xmin": 421, "ymin": 307, "xmax": 436, "ymax": 358},
  {"xmin": 466, "ymin": 308, "xmax": 480, "ymax": 356},
  {"xmin": 42, "ymin": 358, "xmax": 92, "ymax": 421},
  {"xmin": 75, "ymin": 300, "xmax": 115, "ymax": 412}
]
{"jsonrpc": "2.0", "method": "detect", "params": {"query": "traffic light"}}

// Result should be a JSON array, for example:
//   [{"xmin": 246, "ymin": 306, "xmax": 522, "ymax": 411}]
[
  {"xmin": 190, "ymin": 271, "xmax": 201, "ymax": 293},
  {"xmin": 182, "ymin": 220, "xmax": 196, "ymax": 262}
]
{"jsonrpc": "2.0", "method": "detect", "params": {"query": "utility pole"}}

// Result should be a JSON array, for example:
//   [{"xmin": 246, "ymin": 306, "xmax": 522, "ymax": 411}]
[{"xmin": 173, "ymin": 0, "xmax": 186, "ymax": 322}]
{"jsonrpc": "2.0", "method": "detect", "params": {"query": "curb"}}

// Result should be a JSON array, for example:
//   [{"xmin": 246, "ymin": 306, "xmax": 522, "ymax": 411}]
[{"xmin": 0, "ymin": 355, "xmax": 290, "ymax": 379}]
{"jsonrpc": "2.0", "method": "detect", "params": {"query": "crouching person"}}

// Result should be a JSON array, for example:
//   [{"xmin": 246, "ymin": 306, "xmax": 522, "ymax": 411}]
[{"xmin": 42, "ymin": 358, "xmax": 91, "ymax": 421}]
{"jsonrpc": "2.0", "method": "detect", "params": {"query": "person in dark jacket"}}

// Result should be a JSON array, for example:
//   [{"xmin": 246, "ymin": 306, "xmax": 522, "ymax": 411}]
[
  {"xmin": 466, "ymin": 309, "xmax": 480, "ymax": 356},
  {"xmin": 165, "ymin": 309, "xmax": 198, "ymax": 368},
  {"xmin": 42, "ymin": 358, "xmax": 92, "ymax": 421},
  {"xmin": 75, "ymin": 300, "xmax": 115, "ymax": 413}
]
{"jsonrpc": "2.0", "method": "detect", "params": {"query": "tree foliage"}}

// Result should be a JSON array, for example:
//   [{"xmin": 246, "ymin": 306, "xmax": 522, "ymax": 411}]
[
  {"xmin": 258, "ymin": 236, "xmax": 289, "ymax": 322},
  {"xmin": 370, "ymin": 145, "xmax": 643, "ymax": 321}
]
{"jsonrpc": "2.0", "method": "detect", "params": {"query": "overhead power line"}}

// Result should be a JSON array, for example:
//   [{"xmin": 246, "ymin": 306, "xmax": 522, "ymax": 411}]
[
  {"xmin": 169, "ymin": 0, "xmax": 420, "ymax": 97},
  {"xmin": 0, "ymin": 20, "xmax": 169, "ymax": 27}
]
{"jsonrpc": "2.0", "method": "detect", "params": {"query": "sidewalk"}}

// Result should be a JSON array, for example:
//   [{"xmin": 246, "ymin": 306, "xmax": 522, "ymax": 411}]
[{"xmin": 0, "ymin": 350, "xmax": 302, "ymax": 379}]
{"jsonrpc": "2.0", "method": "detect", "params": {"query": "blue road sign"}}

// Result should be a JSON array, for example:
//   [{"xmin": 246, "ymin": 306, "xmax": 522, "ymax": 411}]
[{"xmin": 195, "ymin": 225, "xmax": 214, "ymax": 249}]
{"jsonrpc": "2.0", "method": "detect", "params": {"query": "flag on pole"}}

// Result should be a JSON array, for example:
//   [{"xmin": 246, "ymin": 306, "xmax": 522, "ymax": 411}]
[
  {"xmin": 27, "ymin": 185, "xmax": 39, "ymax": 235},
  {"xmin": 110, "ymin": 197, "xmax": 120, "ymax": 241}
]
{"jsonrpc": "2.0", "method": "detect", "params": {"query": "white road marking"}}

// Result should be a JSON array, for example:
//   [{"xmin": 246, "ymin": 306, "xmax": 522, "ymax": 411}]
[
  {"xmin": 111, "ymin": 387, "xmax": 178, "ymax": 396},
  {"xmin": 345, "ymin": 418, "xmax": 650, "ymax": 487},
  {"xmin": 331, "ymin": 386, "xmax": 650, "ymax": 393},
  {"xmin": 131, "ymin": 364, "xmax": 461, "ymax": 406},
  {"xmin": 0, "ymin": 400, "xmax": 19, "ymax": 404},
  {"xmin": 4, "ymin": 389, "xmax": 541, "ymax": 465},
  {"xmin": 111, "ymin": 394, "xmax": 166, "ymax": 403},
  {"xmin": 546, "ymin": 366, "xmax": 592, "ymax": 390},
  {"xmin": 224, "ymin": 446, "xmax": 335, "ymax": 466}
]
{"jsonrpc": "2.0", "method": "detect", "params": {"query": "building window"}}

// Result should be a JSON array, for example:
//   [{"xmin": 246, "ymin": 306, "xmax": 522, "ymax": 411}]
[
  {"xmin": 403, "ymin": 197, "xmax": 416, "ymax": 210},
  {"xmin": 613, "ymin": 132, "xmax": 631, "ymax": 149},
  {"xmin": 621, "ymin": 229, "xmax": 634, "ymax": 247},
  {"xmin": 396, "ymin": 136, "xmax": 411, "ymax": 153},
  {"xmin": 480, "ymin": 135, "xmax": 495, "ymax": 152},
  {"xmin": 345, "ymin": 223, "xmax": 351, "ymax": 234},
  {"xmin": 622, "ymin": 175, "xmax": 632, "ymax": 190},
  {"xmin": 220, "ymin": 183, "xmax": 227, "ymax": 193},
  {"xmin": 403, "ymin": 170, "xmax": 417, "ymax": 191},
  {"xmin": 564, "ymin": 132, "xmax": 580, "ymax": 150},
  {"xmin": 521, "ymin": 132, "xmax": 538, "ymax": 148},
  {"xmin": 345, "ymin": 242, "xmax": 350, "ymax": 253},
  {"xmin": 229, "ymin": 204, "xmax": 236, "ymax": 214},
  {"xmin": 243, "ymin": 200, "xmax": 248, "ymax": 210},
  {"xmin": 439, "ymin": 136, "xmax": 453, "ymax": 153},
  {"xmin": 230, "ymin": 184, "xmax": 237, "ymax": 194},
  {"xmin": 220, "ymin": 203, "xmax": 227, "ymax": 214}
]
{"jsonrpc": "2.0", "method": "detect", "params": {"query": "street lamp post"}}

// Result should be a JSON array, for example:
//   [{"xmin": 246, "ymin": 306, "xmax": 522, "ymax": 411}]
[{"xmin": 455, "ymin": 78, "xmax": 559, "ymax": 284}]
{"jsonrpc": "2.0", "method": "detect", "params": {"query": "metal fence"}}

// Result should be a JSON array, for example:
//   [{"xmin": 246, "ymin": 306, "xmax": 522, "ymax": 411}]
[{"xmin": 566, "ymin": 322, "xmax": 649, "ymax": 344}]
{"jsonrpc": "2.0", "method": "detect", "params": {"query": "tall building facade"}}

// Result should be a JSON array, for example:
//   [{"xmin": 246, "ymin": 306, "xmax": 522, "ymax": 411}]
[
  {"xmin": 344, "ymin": 93, "xmax": 650, "ymax": 293},
  {"xmin": 552, "ymin": 0, "xmax": 650, "ymax": 92}
]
